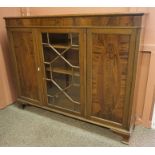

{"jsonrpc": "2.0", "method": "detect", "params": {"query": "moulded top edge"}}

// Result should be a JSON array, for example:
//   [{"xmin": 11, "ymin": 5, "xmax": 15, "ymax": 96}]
[{"xmin": 3, "ymin": 12, "xmax": 145, "ymax": 19}]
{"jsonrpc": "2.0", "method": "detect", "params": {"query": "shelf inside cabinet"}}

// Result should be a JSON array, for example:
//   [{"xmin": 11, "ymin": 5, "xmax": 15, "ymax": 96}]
[
  {"xmin": 46, "ymin": 67, "xmax": 80, "ymax": 77},
  {"xmin": 43, "ymin": 43, "xmax": 79, "ymax": 50}
]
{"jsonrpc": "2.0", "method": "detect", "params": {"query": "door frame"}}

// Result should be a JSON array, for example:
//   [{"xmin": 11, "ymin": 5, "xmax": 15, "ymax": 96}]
[
  {"xmin": 8, "ymin": 28, "xmax": 43, "ymax": 106},
  {"xmin": 36, "ymin": 28, "xmax": 86, "ymax": 117},
  {"xmin": 86, "ymin": 28, "xmax": 138, "ymax": 130}
]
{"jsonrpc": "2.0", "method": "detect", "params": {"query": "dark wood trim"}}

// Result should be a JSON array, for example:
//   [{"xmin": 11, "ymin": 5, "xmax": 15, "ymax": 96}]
[
  {"xmin": 4, "ymin": 15, "xmax": 143, "ymax": 28},
  {"xmin": 4, "ymin": 12, "xmax": 144, "ymax": 19},
  {"xmin": 6, "ymin": 26, "xmax": 143, "ymax": 29}
]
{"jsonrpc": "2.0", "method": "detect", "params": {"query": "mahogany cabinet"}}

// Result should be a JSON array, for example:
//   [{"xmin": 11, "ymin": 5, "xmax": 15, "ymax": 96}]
[{"xmin": 5, "ymin": 13, "xmax": 144, "ymax": 144}]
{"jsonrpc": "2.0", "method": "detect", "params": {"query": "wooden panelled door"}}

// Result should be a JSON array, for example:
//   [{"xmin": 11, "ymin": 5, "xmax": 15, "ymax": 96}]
[
  {"xmin": 9, "ymin": 29, "xmax": 42, "ymax": 105},
  {"xmin": 38, "ymin": 29, "xmax": 86, "ymax": 116},
  {"xmin": 87, "ymin": 28, "xmax": 137, "ymax": 129}
]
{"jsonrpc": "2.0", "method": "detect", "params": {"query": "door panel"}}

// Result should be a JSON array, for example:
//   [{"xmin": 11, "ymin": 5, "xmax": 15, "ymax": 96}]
[
  {"xmin": 38, "ymin": 29, "xmax": 86, "ymax": 116},
  {"xmin": 87, "ymin": 29, "xmax": 137, "ymax": 127},
  {"xmin": 10, "ymin": 29, "xmax": 42, "ymax": 105}
]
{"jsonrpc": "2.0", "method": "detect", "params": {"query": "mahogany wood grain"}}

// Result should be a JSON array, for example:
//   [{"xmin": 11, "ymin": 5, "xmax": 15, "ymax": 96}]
[
  {"xmin": 9, "ymin": 29, "xmax": 42, "ymax": 105},
  {"xmin": 87, "ymin": 28, "xmax": 138, "ymax": 130},
  {"xmin": 5, "ymin": 14, "xmax": 143, "ymax": 28},
  {"xmin": 5, "ymin": 13, "xmax": 144, "ymax": 144}
]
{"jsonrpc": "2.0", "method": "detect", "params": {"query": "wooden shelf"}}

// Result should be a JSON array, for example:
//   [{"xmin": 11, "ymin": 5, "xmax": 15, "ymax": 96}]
[
  {"xmin": 53, "ymin": 44, "xmax": 79, "ymax": 50},
  {"xmin": 46, "ymin": 67, "xmax": 80, "ymax": 77},
  {"xmin": 43, "ymin": 43, "xmax": 79, "ymax": 50}
]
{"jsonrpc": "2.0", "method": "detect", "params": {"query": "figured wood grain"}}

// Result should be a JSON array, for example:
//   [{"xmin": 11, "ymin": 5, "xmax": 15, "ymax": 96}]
[
  {"xmin": 5, "ymin": 15, "xmax": 142, "ymax": 28},
  {"xmin": 11, "ymin": 30, "xmax": 40, "ymax": 102},
  {"xmin": 5, "ymin": 14, "xmax": 144, "ymax": 143},
  {"xmin": 91, "ymin": 32, "xmax": 130, "ymax": 124}
]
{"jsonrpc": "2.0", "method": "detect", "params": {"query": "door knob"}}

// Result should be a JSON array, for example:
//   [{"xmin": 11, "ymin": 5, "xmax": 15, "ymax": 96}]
[{"xmin": 37, "ymin": 67, "xmax": 40, "ymax": 71}]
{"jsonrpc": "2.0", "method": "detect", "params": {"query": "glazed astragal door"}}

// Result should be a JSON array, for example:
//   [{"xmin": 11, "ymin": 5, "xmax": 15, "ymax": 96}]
[
  {"xmin": 40, "ymin": 29, "xmax": 85, "ymax": 116},
  {"xmin": 87, "ymin": 28, "xmax": 137, "ymax": 128}
]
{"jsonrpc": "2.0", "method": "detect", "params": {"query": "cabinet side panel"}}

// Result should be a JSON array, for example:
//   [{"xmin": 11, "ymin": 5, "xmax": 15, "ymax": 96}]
[{"xmin": 11, "ymin": 31, "xmax": 40, "ymax": 102}]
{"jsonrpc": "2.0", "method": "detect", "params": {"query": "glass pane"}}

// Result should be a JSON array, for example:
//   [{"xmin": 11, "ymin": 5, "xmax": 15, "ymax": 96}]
[
  {"xmin": 71, "ymin": 33, "xmax": 79, "ymax": 46},
  {"xmin": 42, "ymin": 32, "xmax": 80, "ymax": 113},
  {"xmin": 49, "ymin": 33, "xmax": 69, "ymax": 45}
]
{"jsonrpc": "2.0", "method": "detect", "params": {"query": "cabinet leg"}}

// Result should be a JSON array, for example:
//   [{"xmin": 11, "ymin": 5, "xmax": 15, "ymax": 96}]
[
  {"xmin": 21, "ymin": 103, "xmax": 28, "ymax": 109},
  {"xmin": 111, "ymin": 128, "xmax": 130, "ymax": 145},
  {"xmin": 121, "ymin": 135, "xmax": 130, "ymax": 145}
]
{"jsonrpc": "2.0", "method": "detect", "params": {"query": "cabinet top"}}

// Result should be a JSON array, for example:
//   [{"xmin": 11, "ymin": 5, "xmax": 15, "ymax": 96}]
[
  {"xmin": 5, "ymin": 13, "xmax": 144, "ymax": 28},
  {"xmin": 4, "ymin": 12, "xmax": 144, "ymax": 19}
]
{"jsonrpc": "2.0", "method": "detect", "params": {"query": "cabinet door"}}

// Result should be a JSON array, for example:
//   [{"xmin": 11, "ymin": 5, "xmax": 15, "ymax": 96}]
[
  {"xmin": 87, "ymin": 28, "xmax": 137, "ymax": 128},
  {"xmin": 9, "ymin": 29, "xmax": 42, "ymax": 105},
  {"xmin": 38, "ymin": 29, "xmax": 86, "ymax": 116}
]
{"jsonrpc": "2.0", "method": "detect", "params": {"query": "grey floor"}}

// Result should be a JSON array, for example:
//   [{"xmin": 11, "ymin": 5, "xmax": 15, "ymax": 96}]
[{"xmin": 0, "ymin": 104, "xmax": 155, "ymax": 147}]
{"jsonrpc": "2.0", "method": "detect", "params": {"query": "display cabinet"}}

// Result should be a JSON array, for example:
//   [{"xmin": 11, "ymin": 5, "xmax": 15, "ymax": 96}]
[{"xmin": 5, "ymin": 13, "xmax": 144, "ymax": 144}]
